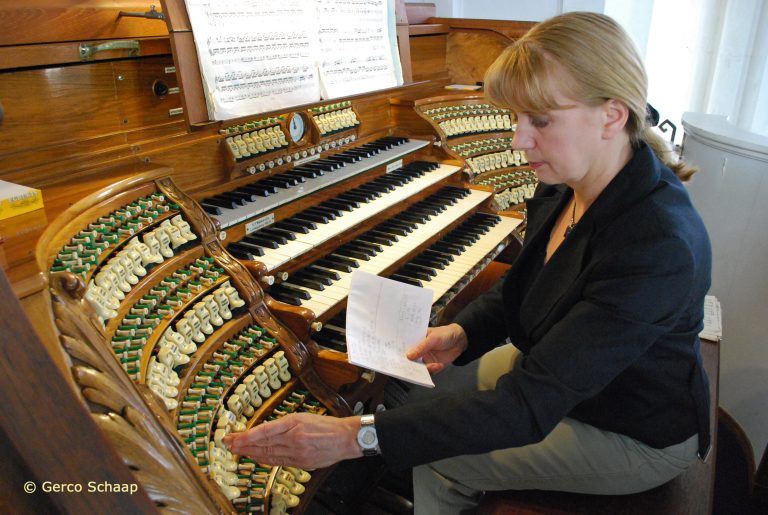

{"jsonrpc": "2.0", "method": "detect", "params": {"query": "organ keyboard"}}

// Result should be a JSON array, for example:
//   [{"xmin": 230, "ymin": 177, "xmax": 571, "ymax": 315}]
[{"xmin": 206, "ymin": 136, "xmax": 429, "ymax": 230}]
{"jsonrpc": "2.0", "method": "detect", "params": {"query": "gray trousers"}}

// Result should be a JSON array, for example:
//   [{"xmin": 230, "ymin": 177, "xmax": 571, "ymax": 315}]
[{"xmin": 409, "ymin": 344, "xmax": 699, "ymax": 515}]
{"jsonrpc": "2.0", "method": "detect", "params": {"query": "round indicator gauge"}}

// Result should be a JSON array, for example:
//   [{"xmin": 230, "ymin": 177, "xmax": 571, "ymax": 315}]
[{"xmin": 288, "ymin": 112, "xmax": 307, "ymax": 143}]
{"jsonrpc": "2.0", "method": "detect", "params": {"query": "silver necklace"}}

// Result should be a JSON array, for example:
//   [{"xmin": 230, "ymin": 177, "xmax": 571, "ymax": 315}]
[{"xmin": 564, "ymin": 199, "xmax": 577, "ymax": 238}]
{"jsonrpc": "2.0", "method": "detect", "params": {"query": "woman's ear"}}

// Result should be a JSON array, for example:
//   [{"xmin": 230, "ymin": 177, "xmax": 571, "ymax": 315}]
[{"xmin": 602, "ymin": 99, "xmax": 629, "ymax": 139}]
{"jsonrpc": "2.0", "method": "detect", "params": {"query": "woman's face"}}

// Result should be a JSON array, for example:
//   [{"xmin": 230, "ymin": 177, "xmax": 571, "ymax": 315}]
[{"xmin": 511, "ymin": 89, "xmax": 608, "ymax": 187}]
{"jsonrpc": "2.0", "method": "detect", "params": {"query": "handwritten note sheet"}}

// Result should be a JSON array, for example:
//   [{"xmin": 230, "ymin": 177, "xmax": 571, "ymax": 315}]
[{"xmin": 346, "ymin": 271, "xmax": 434, "ymax": 387}]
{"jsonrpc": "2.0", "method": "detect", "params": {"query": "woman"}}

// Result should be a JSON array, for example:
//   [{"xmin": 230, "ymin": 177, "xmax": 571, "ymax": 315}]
[{"xmin": 224, "ymin": 12, "xmax": 712, "ymax": 513}]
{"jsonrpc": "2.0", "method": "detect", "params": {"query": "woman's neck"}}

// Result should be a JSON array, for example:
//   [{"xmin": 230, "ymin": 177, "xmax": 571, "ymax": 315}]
[{"xmin": 570, "ymin": 138, "xmax": 633, "ymax": 211}]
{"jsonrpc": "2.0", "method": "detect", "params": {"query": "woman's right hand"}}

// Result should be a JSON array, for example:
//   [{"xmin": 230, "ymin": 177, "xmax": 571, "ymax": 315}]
[{"xmin": 406, "ymin": 323, "xmax": 468, "ymax": 374}]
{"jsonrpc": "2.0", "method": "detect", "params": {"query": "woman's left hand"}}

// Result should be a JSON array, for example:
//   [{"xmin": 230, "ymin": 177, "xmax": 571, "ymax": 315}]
[{"xmin": 223, "ymin": 413, "xmax": 362, "ymax": 469}]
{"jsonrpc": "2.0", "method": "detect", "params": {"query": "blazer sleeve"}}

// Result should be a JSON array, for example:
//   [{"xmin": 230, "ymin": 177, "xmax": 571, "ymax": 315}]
[
  {"xmin": 451, "ymin": 276, "xmax": 510, "ymax": 364},
  {"xmin": 375, "ymin": 232, "xmax": 701, "ymax": 469}
]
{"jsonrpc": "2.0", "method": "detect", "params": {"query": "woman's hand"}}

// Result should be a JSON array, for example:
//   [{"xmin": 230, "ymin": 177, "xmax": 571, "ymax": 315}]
[
  {"xmin": 223, "ymin": 413, "xmax": 361, "ymax": 469},
  {"xmin": 406, "ymin": 323, "xmax": 468, "ymax": 374}
]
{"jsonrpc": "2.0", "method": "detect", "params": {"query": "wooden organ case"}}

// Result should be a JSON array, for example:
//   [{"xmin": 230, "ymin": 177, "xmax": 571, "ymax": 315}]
[{"xmin": 0, "ymin": 2, "xmax": 535, "ymax": 513}]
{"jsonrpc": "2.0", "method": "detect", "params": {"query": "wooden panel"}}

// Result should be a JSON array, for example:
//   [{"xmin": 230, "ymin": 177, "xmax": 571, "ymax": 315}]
[
  {"xmin": 410, "ymin": 33, "xmax": 450, "ymax": 82},
  {"xmin": 0, "ymin": 64, "xmax": 124, "ymax": 157},
  {"xmin": 113, "ymin": 58, "xmax": 183, "ymax": 130},
  {"xmin": 0, "ymin": 37, "xmax": 172, "ymax": 71},
  {"xmin": 0, "ymin": 56, "xmax": 189, "ymax": 186},
  {"xmin": 0, "ymin": 1, "xmax": 169, "ymax": 46},
  {"xmin": 0, "ymin": 266, "xmax": 159, "ymax": 514},
  {"xmin": 405, "ymin": 2, "xmax": 436, "ymax": 24},
  {"xmin": 446, "ymin": 31, "xmax": 514, "ymax": 86}
]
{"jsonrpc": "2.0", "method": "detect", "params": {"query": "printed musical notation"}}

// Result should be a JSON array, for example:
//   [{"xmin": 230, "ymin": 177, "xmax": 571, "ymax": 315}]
[{"xmin": 183, "ymin": 0, "xmax": 402, "ymax": 120}]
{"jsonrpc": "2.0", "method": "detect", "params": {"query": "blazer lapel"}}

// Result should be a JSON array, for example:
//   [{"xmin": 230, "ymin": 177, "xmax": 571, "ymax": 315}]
[{"xmin": 519, "ymin": 222, "xmax": 593, "ymax": 337}]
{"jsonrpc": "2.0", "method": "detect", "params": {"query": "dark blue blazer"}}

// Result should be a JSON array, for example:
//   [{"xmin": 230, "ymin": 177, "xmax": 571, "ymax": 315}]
[{"xmin": 377, "ymin": 143, "xmax": 712, "ymax": 469}]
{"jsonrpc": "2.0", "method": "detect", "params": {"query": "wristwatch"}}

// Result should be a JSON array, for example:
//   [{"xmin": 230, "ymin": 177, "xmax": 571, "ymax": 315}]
[{"xmin": 357, "ymin": 414, "xmax": 380, "ymax": 456}]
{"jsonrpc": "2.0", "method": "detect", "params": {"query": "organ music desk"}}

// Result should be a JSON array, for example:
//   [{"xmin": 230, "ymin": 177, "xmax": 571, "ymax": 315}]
[{"xmin": 0, "ymin": 2, "xmax": 535, "ymax": 513}]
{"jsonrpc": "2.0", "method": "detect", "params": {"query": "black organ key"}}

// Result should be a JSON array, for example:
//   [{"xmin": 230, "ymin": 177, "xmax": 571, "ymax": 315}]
[
  {"xmin": 316, "ymin": 257, "xmax": 356, "ymax": 272},
  {"xmin": 243, "ymin": 235, "xmax": 280, "ymax": 249},
  {"xmin": 306, "ymin": 265, "xmax": 341, "ymax": 281},
  {"xmin": 398, "ymin": 213, "xmax": 430, "ymax": 224},
  {"xmin": 389, "ymin": 274, "xmax": 422, "ymax": 287},
  {"xmin": 274, "ymin": 219, "xmax": 313, "ymax": 233},
  {"xmin": 251, "ymin": 230, "xmax": 288, "ymax": 245},
  {"xmin": 324, "ymin": 253, "xmax": 360, "ymax": 268},
  {"xmin": 285, "ymin": 276, "xmax": 325, "ymax": 291},
  {"xmin": 401, "ymin": 263, "xmax": 437, "ymax": 277},
  {"xmin": 345, "ymin": 149, "xmax": 373, "ymax": 158},
  {"xmin": 376, "ymin": 224, "xmax": 409, "ymax": 237},
  {"xmin": 202, "ymin": 197, "xmax": 240, "ymax": 210},
  {"xmin": 227, "ymin": 246, "xmax": 258, "ymax": 260},
  {"xmin": 227, "ymin": 241, "xmax": 265, "ymax": 257},
  {"xmin": 269, "ymin": 292, "xmax": 301, "ymax": 306},
  {"xmin": 223, "ymin": 191, "xmax": 258, "ymax": 203},
  {"xmin": 294, "ymin": 269, "xmax": 335, "ymax": 286},
  {"xmin": 411, "ymin": 255, "xmax": 446, "ymax": 270},
  {"xmin": 444, "ymin": 234, "xmax": 477, "ymax": 246},
  {"xmin": 272, "ymin": 283, "xmax": 312, "ymax": 300},
  {"xmin": 259, "ymin": 227, "xmax": 296, "ymax": 241},
  {"xmin": 290, "ymin": 167, "xmax": 322, "ymax": 178},
  {"xmin": 423, "ymin": 248, "xmax": 454, "ymax": 263},
  {"xmin": 294, "ymin": 211, "xmax": 330, "ymax": 224},
  {"xmin": 367, "ymin": 230, "xmax": 399, "ymax": 244},
  {"xmin": 334, "ymin": 247, "xmax": 371, "ymax": 260},
  {"xmin": 358, "ymin": 233, "xmax": 394, "ymax": 246},
  {"xmin": 238, "ymin": 184, "xmax": 276, "ymax": 196},
  {"xmin": 347, "ymin": 240, "xmax": 382, "ymax": 254},
  {"xmin": 355, "ymin": 184, "xmax": 384, "ymax": 196},
  {"xmin": 338, "ymin": 191, "xmax": 374, "ymax": 203},
  {"xmin": 306, "ymin": 205, "xmax": 340, "ymax": 218},
  {"xmin": 322, "ymin": 199, "xmax": 357, "ymax": 211},
  {"xmin": 432, "ymin": 241, "xmax": 465, "ymax": 254},
  {"xmin": 201, "ymin": 203, "xmax": 223, "ymax": 215}
]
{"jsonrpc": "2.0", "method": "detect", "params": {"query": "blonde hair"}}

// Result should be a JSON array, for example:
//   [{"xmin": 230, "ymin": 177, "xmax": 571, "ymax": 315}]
[{"xmin": 484, "ymin": 11, "xmax": 696, "ymax": 180}]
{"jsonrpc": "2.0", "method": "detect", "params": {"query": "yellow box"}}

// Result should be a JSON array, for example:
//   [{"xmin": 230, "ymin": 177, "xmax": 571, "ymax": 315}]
[{"xmin": 0, "ymin": 180, "xmax": 44, "ymax": 220}]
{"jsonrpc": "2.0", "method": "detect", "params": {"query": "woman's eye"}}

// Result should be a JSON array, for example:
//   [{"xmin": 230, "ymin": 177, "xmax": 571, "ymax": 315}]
[{"xmin": 531, "ymin": 117, "xmax": 550, "ymax": 128}]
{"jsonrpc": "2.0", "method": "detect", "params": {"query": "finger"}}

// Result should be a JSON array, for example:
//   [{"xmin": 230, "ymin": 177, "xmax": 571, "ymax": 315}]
[
  {"xmin": 406, "ymin": 333, "xmax": 435, "ymax": 360},
  {"xmin": 425, "ymin": 362, "xmax": 445, "ymax": 374},
  {"xmin": 224, "ymin": 422, "xmax": 293, "ymax": 454},
  {"xmin": 230, "ymin": 442, "xmax": 297, "ymax": 465}
]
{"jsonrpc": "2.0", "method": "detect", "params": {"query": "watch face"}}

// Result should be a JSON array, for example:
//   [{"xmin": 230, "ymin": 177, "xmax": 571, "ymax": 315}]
[
  {"xmin": 288, "ymin": 113, "xmax": 306, "ymax": 143},
  {"xmin": 361, "ymin": 428, "xmax": 377, "ymax": 446},
  {"xmin": 358, "ymin": 426, "xmax": 378, "ymax": 449}
]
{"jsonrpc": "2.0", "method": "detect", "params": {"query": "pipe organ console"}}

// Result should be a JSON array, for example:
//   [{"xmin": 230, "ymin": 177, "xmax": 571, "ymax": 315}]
[{"xmin": 0, "ymin": 2, "xmax": 535, "ymax": 513}]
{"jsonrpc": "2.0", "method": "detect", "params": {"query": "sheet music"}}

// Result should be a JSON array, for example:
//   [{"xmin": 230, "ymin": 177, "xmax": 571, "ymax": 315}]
[
  {"xmin": 346, "ymin": 271, "xmax": 434, "ymax": 387},
  {"xmin": 316, "ymin": 0, "xmax": 403, "ymax": 98},
  {"xmin": 184, "ymin": 0, "xmax": 403, "ymax": 119},
  {"xmin": 186, "ymin": 0, "xmax": 322, "ymax": 119}
]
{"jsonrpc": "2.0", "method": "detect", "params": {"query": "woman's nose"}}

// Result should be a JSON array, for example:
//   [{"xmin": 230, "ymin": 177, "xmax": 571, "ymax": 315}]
[{"xmin": 512, "ymin": 125, "xmax": 534, "ymax": 150}]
